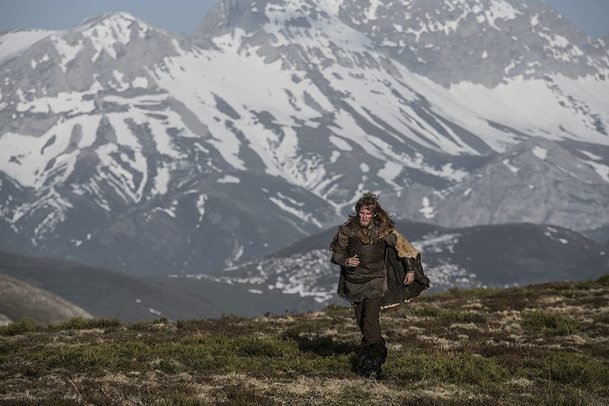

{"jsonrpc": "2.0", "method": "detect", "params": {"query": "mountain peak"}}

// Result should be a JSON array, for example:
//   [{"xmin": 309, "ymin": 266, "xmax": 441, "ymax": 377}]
[
  {"xmin": 197, "ymin": 0, "xmax": 270, "ymax": 37},
  {"xmin": 74, "ymin": 10, "xmax": 153, "ymax": 47},
  {"xmin": 334, "ymin": 0, "xmax": 600, "ymax": 86},
  {"xmin": 43, "ymin": 10, "xmax": 169, "ymax": 65},
  {"xmin": 602, "ymin": 32, "xmax": 609, "ymax": 48},
  {"xmin": 80, "ymin": 11, "xmax": 141, "ymax": 27}
]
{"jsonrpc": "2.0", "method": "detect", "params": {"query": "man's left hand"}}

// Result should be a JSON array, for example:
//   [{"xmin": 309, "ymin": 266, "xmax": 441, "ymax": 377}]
[{"xmin": 403, "ymin": 271, "xmax": 415, "ymax": 285}]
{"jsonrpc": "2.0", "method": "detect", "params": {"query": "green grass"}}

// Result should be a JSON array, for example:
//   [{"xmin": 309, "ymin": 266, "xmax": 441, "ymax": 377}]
[
  {"xmin": 0, "ymin": 317, "xmax": 40, "ymax": 336},
  {"xmin": 1, "ymin": 276, "xmax": 608, "ymax": 405},
  {"xmin": 0, "ymin": 317, "xmax": 121, "ymax": 336},
  {"xmin": 522, "ymin": 352, "xmax": 609, "ymax": 386},
  {"xmin": 520, "ymin": 310, "xmax": 580, "ymax": 335},
  {"xmin": 387, "ymin": 349, "xmax": 507, "ymax": 385}
]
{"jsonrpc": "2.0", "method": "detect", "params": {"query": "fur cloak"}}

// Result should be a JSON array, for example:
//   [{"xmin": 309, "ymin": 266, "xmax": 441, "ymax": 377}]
[{"xmin": 330, "ymin": 217, "xmax": 431, "ymax": 309}]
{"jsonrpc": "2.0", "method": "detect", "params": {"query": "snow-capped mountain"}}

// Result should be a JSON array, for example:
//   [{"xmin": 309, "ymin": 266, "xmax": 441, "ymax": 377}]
[
  {"xmin": 0, "ymin": 12, "xmax": 337, "ymax": 275},
  {"xmin": 1, "ymin": 0, "xmax": 609, "ymax": 276},
  {"xmin": 398, "ymin": 137, "xmax": 609, "ymax": 230},
  {"xmin": 337, "ymin": 0, "xmax": 609, "ymax": 86},
  {"xmin": 189, "ymin": 220, "xmax": 609, "ymax": 307}
]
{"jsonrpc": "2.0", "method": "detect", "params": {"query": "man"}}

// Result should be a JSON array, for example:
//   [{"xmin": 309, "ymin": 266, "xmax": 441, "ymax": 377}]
[{"xmin": 329, "ymin": 192, "xmax": 430, "ymax": 378}]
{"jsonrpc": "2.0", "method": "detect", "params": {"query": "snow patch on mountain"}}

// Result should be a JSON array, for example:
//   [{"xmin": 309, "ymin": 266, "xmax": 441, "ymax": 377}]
[
  {"xmin": 426, "ymin": 263, "xmax": 481, "ymax": 290},
  {"xmin": 584, "ymin": 161, "xmax": 609, "ymax": 183},
  {"xmin": 0, "ymin": 30, "xmax": 55, "ymax": 62},
  {"xmin": 378, "ymin": 161, "xmax": 402, "ymax": 190},
  {"xmin": 543, "ymin": 225, "xmax": 568, "ymax": 244},
  {"xmin": 502, "ymin": 159, "xmax": 519, "ymax": 174},
  {"xmin": 444, "ymin": 76, "xmax": 609, "ymax": 149},
  {"xmin": 270, "ymin": 193, "xmax": 323, "ymax": 229},
  {"xmin": 419, "ymin": 197, "xmax": 436, "ymax": 219},
  {"xmin": 131, "ymin": 77, "xmax": 149, "ymax": 88},
  {"xmin": 51, "ymin": 35, "xmax": 83, "ymax": 72},
  {"xmin": 532, "ymin": 146, "xmax": 547, "ymax": 160},
  {"xmin": 153, "ymin": 166, "xmax": 170, "ymax": 195},
  {"xmin": 15, "ymin": 91, "xmax": 95, "ymax": 114},
  {"xmin": 217, "ymin": 175, "xmax": 240, "ymax": 184},
  {"xmin": 188, "ymin": 248, "xmax": 337, "ymax": 303},
  {"xmin": 483, "ymin": 0, "xmax": 520, "ymax": 29},
  {"xmin": 413, "ymin": 232, "xmax": 460, "ymax": 255},
  {"xmin": 329, "ymin": 135, "xmax": 352, "ymax": 151},
  {"xmin": 579, "ymin": 150, "xmax": 602, "ymax": 161},
  {"xmin": 0, "ymin": 115, "xmax": 101, "ymax": 187}
]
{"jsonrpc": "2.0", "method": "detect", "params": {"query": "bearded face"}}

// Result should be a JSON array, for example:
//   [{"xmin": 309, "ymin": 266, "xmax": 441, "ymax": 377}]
[{"xmin": 358, "ymin": 206, "xmax": 374, "ymax": 228}]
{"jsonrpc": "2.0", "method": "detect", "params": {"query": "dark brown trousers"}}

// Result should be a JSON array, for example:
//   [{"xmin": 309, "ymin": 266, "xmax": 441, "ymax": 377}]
[{"xmin": 352, "ymin": 297, "xmax": 385, "ymax": 346}]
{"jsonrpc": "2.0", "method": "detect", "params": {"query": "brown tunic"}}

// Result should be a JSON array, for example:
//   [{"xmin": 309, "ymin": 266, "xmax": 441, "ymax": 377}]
[{"xmin": 329, "ymin": 218, "xmax": 413, "ymax": 303}]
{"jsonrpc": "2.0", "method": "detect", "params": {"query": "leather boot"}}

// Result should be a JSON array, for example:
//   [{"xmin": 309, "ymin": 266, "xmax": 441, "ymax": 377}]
[{"xmin": 357, "ymin": 342, "xmax": 387, "ymax": 379}]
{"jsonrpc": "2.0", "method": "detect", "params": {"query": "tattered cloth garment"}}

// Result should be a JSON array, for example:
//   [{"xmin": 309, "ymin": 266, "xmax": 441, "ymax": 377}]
[
  {"xmin": 381, "ymin": 233, "xmax": 430, "ymax": 309},
  {"xmin": 330, "ymin": 220, "xmax": 430, "ymax": 309}
]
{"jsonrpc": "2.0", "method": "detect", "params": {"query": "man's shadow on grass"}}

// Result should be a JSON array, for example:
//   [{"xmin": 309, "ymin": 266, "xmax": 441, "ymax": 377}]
[{"xmin": 282, "ymin": 331, "xmax": 361, "ymax": 372}]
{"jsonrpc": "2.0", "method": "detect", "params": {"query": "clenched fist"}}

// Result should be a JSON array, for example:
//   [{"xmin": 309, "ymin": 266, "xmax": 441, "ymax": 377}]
[{"xmin": 345, "ymin": 255, "xmax": 360, "ymax": 268}]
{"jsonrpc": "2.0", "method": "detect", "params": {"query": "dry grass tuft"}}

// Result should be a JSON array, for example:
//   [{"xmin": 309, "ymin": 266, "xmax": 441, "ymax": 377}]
[{"xmin": 1, "ymin": 275, "xmax": 608, "ymax": 404}]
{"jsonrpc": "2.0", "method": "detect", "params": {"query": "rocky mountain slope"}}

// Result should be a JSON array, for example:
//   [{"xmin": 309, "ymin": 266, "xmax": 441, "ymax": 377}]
[
  {"xmin": 0, "ymin": 29, "xmax": 54, "ymax": 63},
  {"xmin": 187, "ymin": 219, "xmax": 609, "ymax": 306},
  {"xmin": 1, "ymin": 0, "xmax": 608, "ymax": 276},
  {"xmin": 337, "ymin": 0, "xmax": 609, "ymax": 86},
  {"xmin": 1, "ymin": 275, "xmax": 608, "ymax": 404}
]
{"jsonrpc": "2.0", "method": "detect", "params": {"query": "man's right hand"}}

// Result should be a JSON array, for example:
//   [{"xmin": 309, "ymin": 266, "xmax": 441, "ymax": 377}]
[{"xmin": 345, "ymin": 255, "xmax": 360, "ymax": 268}]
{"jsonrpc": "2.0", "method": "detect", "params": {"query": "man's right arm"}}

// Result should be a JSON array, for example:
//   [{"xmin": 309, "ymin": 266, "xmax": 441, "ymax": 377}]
[{"xmin": 329, "ymin": 227, "xmax": 349, "ymax": 267}]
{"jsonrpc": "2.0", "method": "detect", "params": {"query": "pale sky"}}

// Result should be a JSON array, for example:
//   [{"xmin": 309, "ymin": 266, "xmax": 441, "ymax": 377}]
[{"xmin": 0, "ymin": 0, "xmax": 608, "ymax": 38}]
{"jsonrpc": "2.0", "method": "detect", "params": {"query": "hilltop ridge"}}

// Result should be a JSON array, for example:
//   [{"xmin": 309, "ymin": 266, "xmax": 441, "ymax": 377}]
[{"xmin": 1, "ymin": 275, "xmax": 608, "ymax": 404}]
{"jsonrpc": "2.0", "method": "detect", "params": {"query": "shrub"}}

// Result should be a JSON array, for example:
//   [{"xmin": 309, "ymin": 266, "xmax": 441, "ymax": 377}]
[
  {"xmin": 523, "ymin": 353, "xmax": 609, "ymax": 386},
  {"xmin": 596, "ymin": 274, "xmax": 609, "ymax": 285},
  {"xmin": 156, "ymin": 359, "xmax": 179, "ymax": 374},
  {"xmin": 0, "ymin": 318, "xmax": 40, "ymax": 336},
  {"xmin": 43, "ymin": 344, "xmax": 121, "ymax": 371},
  {"xmin": 53, "ymin": 317, "xmax": 120, "ymax": 331},
  {"xmin": 521, "ymin": 311, "xmax": 579, "ymax": 335},
  {"xmin": 387, "ymin": 349, "xmax": 506, "ymax": 385}
]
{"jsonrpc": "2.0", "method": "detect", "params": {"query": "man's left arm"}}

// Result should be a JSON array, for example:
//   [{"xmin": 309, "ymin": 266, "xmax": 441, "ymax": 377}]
[
  {"xmin": 403, "ymin": 258, "xmax": 416, "ymax": 285},
  {"xmin": 384, "ymin": 231, "xmax": 417, "ymax": 285}
]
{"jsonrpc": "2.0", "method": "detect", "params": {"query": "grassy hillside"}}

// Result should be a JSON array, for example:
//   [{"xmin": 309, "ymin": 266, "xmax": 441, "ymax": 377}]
[
  {"xmin": 0, "ymin": 274, "xmax": 91, "ymax": 325},
  {"xmin": 0, "ymin": 250, "xmax": 220, "ymax": 321},
  {"xmin": 1, "ymin": 276, "xmax": 608, "ymax": 405}
]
